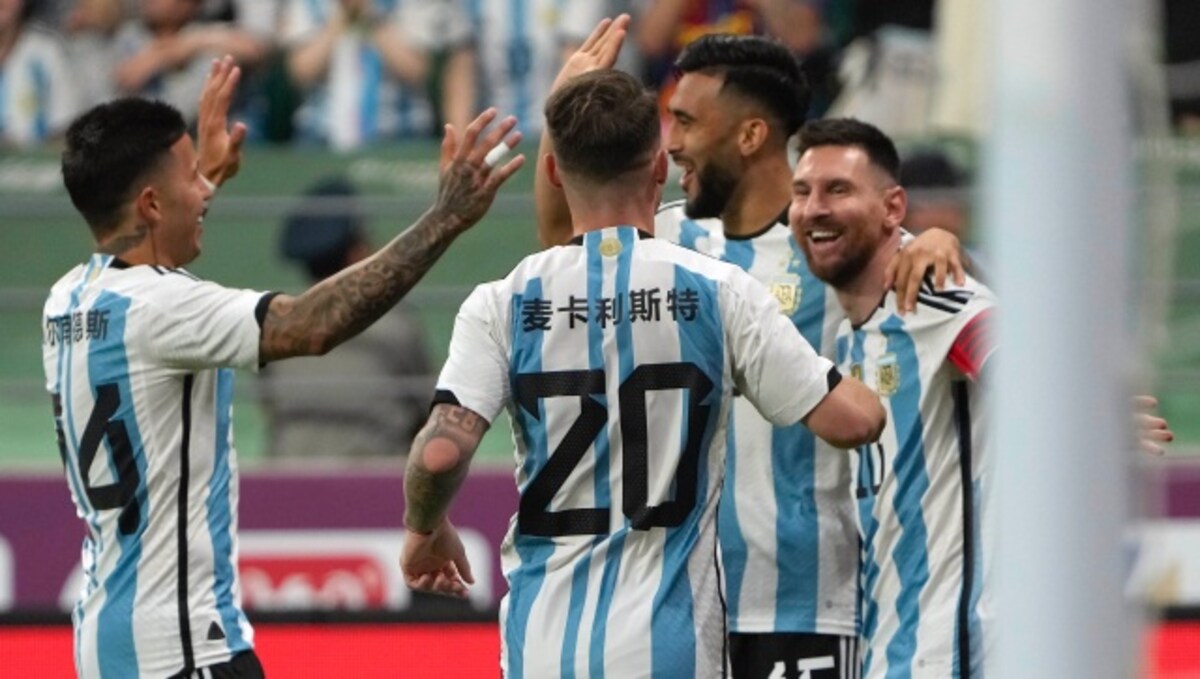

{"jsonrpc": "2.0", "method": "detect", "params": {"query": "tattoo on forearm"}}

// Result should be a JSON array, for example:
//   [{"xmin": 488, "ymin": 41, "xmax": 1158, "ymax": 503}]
[
  {"xmin": 261, "ymin": 208, "xmax": 465, "ymax": 361},
  {"xmin": 96, "ymin": 224, "xmax": 149, "ymax": 256},
  {"xmin": 404, "ymin": 406, "xmax": 486, "ymax": 533}
]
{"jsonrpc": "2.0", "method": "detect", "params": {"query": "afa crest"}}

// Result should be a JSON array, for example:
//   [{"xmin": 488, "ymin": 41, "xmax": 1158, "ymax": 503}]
[
  {"xmin": 876, "ymin": 353, "xmax": 900, "ymax": 396},
  {"xmin": 850, "ymin": 363, "xmax": 863, "ymax": 381},
  {"xmin": 770, "ymin": 276, "xmax": 802, "ymax": 315}
]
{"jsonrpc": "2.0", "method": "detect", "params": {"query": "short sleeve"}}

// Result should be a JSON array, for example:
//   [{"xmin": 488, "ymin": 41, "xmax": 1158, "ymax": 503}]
[
  {"xmin": 723, "ymin": 269, "xmax": 834, "ymax": 426},
  {"xmin": 434, "ymin": 284, "xmax": 510, "ymax": 424},
  {"xmin": 141, "ymin": 276, "xmax": 267, "ymax": 371}
]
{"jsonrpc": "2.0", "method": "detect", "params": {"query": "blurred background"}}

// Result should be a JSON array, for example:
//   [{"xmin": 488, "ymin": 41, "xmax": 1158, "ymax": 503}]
[{"xmin": 1, "ymin": 0, "xmax": 1199, "ymax": 675}]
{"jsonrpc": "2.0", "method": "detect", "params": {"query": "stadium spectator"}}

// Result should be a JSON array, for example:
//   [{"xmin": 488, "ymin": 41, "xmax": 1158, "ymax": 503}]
[
  {"xmin": 791, "ymin": 117, "xmax": 994, "ymax": 678},
  {"xmin": 258, "ymin": 177, "xmax": 433, "ymax": 459},
  {"xmin": 282, "ymin": 0, "xmax": 474, "ymax": 150},
  {"xmin": 103, "ymin": 0, "xmax": 224, "ymax": 122},
  {"xmin": 635, "ymin": 0, "xmax": 824, "ymax": 121},
  {"xmin": 1163, "ymin": 0, "xmax": 1200, "ymax": 133},
  {"xmin": 900, "ymin": 148, "xmax": 969, "ymax": 239},
  {"xmin": 0, "ymin": 0, "xmax": 80, "ymax": 147},
  {"xmin": 467, "ymin": 0, "xmax": 604, "ymax": 135},
  {"xmin": 42, "ymin": 56, "xmax": 523, "ymax": 676},
  {"xmin": 400, "ymin": 57, "xmax": 885, "ymax": 677},
  {"xmin": 536, "ymin": 24, "xmax": 965, "ymax": 677},
  {"xmin": 825, "ymin": 0, "xmax": 937, "ymax": 137}
]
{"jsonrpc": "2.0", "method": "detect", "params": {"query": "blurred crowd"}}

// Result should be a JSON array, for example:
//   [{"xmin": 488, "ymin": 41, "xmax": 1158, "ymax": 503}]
[
  {"xmin": 0, "ymin": 0, "xmax": 1084, "ymax": 153},
  {"xmin": 3, "ymin": 0, "xmax": 1195, "ymax": 153}
]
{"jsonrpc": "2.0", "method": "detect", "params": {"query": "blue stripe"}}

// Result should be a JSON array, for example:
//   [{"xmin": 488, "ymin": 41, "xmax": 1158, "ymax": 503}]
[
  {"xmin": 770, "ymin": 235, "xmax": 828, "ymax": 631},
  {"xmin": 61, "ymin": 259, "xmax": 111, "ymax": 673},
  {"xmin": 880, "ymin": 315, "xmax": 932, "ymax": 675},
  {"xmin": 771, "ymin": 420, "xmax": 818, "ymax": 630},
  {"xmin": 510, "ymin": 0, "xmax": 529, "ymax": 132},
  {"xmin": 506, "ymin": 278, "xmax": 553, "ymax": 679},
  {"xmin": 90, "ymin": 292, "xmax": 150, "ymax": 677},
  {"xmin": 561, "ymin": 554, "xmax": 590, "ymax": 678},
  {"xmin": 678, "ymin": 218, "xmax": 707, "ymax": 253},
  {"xmin": 57, "ymin": 259, "xmax": 101, "ymax": 675},
  {"xmin": 849, "ymin": 328, "xmax": 881, "ymax": 677},
  {"xmin": 720, "ymin": 238, "xmax": 755, "ymax": 272},
  {"xmin": 359, "ymin": 44, "xmax": 382, "ymax": 141},
  {"xmin": 651, "ymin": 266, "xmax": 724, "ymax": 676},
  {"xmin": 30, "ymin": 60, "xmax": 48, "ymax": 140},
  {"xmin": 586, "ymin": 227, "xmax": 639, "ymax": 676},
  {"xmin": 207, "ymin": 369, "xmax": 250, "ymax": 654}
]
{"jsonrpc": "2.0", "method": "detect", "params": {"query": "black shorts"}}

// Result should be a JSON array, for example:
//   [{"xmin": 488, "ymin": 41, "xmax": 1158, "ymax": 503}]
[
  {"xmin": 171, "ymin": 650, "xmax": 265, "ymax": 679},
  {"xmin": 729, "ymin": 632, "xmax": 859, "ymax": 679}
]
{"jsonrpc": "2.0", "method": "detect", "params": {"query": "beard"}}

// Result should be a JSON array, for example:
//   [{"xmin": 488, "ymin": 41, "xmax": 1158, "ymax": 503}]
[
  {"xmin": 802, "ymin": 224, "xmax": 877, "ymax": 289},
  {"xmin": 684, "ymin": 162, "xmax": 739, "ymax": 220}
]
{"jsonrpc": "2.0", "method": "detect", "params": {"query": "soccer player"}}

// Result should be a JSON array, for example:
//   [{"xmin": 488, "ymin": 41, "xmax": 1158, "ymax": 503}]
[
  {"xmin": 534, "ymin": 17, "xmax": 965, "ymax": 677},
  {"xmin": 400, "ymin": 69, "xmax": 885, "ymax": 678},
  {"xmin": 42, "ymin": 56, "xmax": 523, "ymax": 678},
  {"xmin": 789, "ymin": 118, "xmax": 996, "ymax": 678}
]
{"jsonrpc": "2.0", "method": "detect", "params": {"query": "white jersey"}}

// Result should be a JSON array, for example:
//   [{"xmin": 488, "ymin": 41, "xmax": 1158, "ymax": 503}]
[
  {"xmin": 836, "ymin": 278, "xmax": 996, "ymax": 679},
  {"xmin": 655, "ymin": 201, "xmax": 859, "ymax": 636},
  {"xmin": 42, "ymin": 255, "xmax": 269, "ymax": 678},
  {"xmin": 466, "ymin": 0, "xmax": 602, "ymax": 134},
  {"xmin": 436, "ymin": 226, "xmax": 838, "ymax": 678},
  {"xmin": 282, "ymin": 0, "xmax": 472, "ymax": 148},
  {"xmin": 0, "ymin": 26, "xmax": 78, "ymax": 147}
]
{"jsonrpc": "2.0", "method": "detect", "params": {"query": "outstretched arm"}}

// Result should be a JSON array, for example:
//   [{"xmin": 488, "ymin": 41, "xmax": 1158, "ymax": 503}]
[
  {"xmin": 534, "ymin": 14, "xmax": 631, "ymax": 248},
  {"xmin": 401, "ymin": 404, "xmax": 490, "ymax": 597},
  {"xmin": 259, "ymin": 109, "xmax": 525, "ymax": 362}
]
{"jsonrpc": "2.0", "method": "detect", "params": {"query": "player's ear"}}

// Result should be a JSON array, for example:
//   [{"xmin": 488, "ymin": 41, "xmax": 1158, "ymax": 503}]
[
  {"xmin": 883, "ymin": 185, "xmax": 907, "ymax": 232},
  {"xmin": 653, "ymin": 148, "xmax": 668, "ymax": 186},
  {"xmin": 134, "ymin": 184, "xmax": 162, "ymax": 226},
  {"xmin": 544, "ymin": 153, "xmax": 564, "ymax": 190},
  {"xmin": 737, "ymin": 117, "xmax": 769, "ymax": 157}
]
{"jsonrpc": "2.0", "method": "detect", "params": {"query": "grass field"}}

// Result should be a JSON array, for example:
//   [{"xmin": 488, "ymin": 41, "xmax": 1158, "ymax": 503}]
[{"xmin": 2, "ymin": 139, "xmax": 1198, "ymax": 469}]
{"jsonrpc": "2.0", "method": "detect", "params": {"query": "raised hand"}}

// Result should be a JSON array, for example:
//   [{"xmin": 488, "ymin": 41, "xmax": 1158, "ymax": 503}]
[
  {"xmin": 550, "ymin": 14, "xmax": 632, "ymax": 94},
  {"xmin": 197, "ymin": 55, "xmax": 248, "ymax": 187},
  {"xmin": 401, "ymin": 519, "xmax": 474, "ymax": 598},
  {"xmin": 433, "ymin": 108, "xmax": 525, "ymax": 232}
]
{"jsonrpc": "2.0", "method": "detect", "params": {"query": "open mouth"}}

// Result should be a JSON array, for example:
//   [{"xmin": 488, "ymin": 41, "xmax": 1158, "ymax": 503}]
[{"xmin": 807, "ymin": 229, "xmax": 841, "ymax": 243}]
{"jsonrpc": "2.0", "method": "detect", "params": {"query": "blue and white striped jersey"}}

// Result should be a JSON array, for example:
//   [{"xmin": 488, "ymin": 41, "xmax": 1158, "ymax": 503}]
[
  {"xmin": 655, "ymin": 201, "xmax": 859, "ymax": 636},
  {"xmin": 836, "ymin": 278, "xmax": 996, "ymax": 679},
  {"xmin": 282, "ymin": 0, "xmax": 472, "ymax": 149},
  {"xmin": 435, "ymin": 226, "xmax": 838, "ymax": 678},
  {"xmin": 42, "ymin": 255, "xmax": 268, "ymax": 678},
  {"xmin": 0, "ymin": 26, "xmax": 78, "ymax": 147},
  {"xmin": 466, "ymin": 0, "xmax": 602, "ymax": 134}
]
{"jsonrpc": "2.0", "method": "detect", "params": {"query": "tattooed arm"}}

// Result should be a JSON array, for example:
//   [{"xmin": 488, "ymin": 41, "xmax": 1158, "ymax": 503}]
[
  {"xmin": 259, "ymin": 108, "xmax": 525, "ymax": 363},
  {"xmin": 400, "ymin": 404, "xmax": 490, "ymax": 597}
]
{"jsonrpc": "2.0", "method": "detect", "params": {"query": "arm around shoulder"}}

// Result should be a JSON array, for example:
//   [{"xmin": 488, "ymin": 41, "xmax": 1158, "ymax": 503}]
[{"xmin": 802, "ymin": 372, "xmax": 886, "ymax": 450}]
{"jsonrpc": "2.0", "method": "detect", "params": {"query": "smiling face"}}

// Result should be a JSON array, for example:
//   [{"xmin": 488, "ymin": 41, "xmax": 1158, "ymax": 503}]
[
  {"xmin": 148, "ymin": 135, "xmax": 213, "ymax": 267},
  {"xmin": 788, "ymin": 144, "xmax": 905, "ymax": 288},
  {"xmin": 665, "ymin": 71, "xmax": 744, "ymax": 220}
]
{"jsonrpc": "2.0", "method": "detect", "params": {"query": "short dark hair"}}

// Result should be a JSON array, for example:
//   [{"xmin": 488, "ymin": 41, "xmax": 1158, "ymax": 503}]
[
  {"xmin": 795, "ymin": 118, "xmax": 901, "ymax": 182},
  {"xmin": 544, "ymin": 70, "xmax": 660, "ymax": 183},
  {"xmin": 62, "ymin": 98, "xmax": 188, "ymax": 235},
  {"xmin": 674, "ymin": 34, "xmax": 810, "ymax": 139}
]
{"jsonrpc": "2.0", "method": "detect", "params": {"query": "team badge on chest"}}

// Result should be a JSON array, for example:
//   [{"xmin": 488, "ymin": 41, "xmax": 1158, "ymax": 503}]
[{"xmin": 876, "ymin": 353, "xmax": 900, "ymax": 396}]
